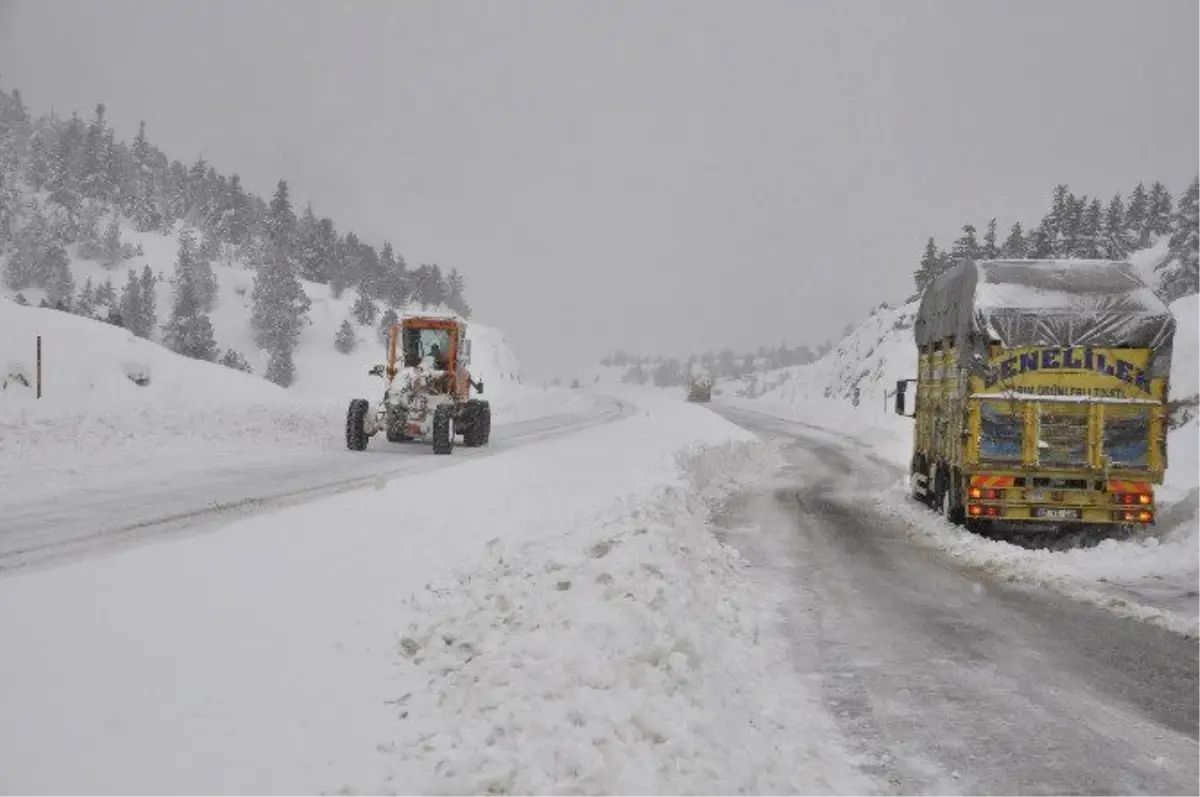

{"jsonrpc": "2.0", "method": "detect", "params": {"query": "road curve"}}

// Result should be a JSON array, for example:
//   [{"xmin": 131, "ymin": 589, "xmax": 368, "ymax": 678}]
[
  {"xmin": 714, "ymin": 402, "xmax": 1198, "ymax": 796},
  {"xmin": 0, "ymin": 395, "xmax": 634, "ymax": 575}
]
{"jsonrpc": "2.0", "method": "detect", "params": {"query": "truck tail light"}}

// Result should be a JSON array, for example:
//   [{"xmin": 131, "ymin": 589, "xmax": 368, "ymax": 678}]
[
  {"xmin": 1115, "ymin": 509, "xmax": 1154, "ymax": 523},
  {"xmin": 969, "ymin": 487, "xmax": 1003, "ymax": 499},
  {"xmin": 1113, "ymin": 493, "xmax": 1153, "ymax": 506},
  {"xmin": 968, "ymin": 504, "xmax": 1000, "ymax": 517}
]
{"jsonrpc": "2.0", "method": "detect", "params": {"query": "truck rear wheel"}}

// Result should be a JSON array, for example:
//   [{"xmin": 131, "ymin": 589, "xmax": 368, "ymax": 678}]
[
  {"xmin": 463, "ymin": 400, "xmax": 491, "ymax": 447},
  {"xmin": 432, "ymin": 404, "xmax": 454, "ymax": 455},
  {"xmin": 346, "ymin": 398, "xmax": 369, "ymax": 451},
  {"xmin": 941, "ymin": 467, "xmax": 966, "ymax": 526}
]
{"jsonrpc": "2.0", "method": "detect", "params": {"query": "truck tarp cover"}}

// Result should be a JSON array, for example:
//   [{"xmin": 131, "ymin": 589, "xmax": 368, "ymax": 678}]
[{"xmin": 915, "ymin": 259, "xmax": 1176, "ymax": 376}]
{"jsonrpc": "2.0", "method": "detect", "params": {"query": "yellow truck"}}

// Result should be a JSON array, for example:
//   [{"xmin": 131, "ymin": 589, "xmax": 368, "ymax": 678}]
[{"xmin": 894, "ymin": 259, "xmax": 1177, "ymax": 532}]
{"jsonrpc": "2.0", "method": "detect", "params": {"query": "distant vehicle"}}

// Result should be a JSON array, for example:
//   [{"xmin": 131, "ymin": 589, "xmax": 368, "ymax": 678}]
[
  {"xmin": 895, "ymin": 259, "xmax": 1175, "ymax": 534},
  {"xmin": 571, "ymin": 379, "xmax": 581, "ymax": 389},
  {"xmin": 346, "ymin": 314, "xmax": 491, "ymax": 454}
]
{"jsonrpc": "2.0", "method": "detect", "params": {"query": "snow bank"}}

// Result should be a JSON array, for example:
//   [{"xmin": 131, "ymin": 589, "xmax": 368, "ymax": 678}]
[
  {"xmin": 0, "ymin": 390, "xmax": 866, "ymax": 794},
  {"xmin": 381, "ymin": 439, "xmax": 869, "ymax": 795}
]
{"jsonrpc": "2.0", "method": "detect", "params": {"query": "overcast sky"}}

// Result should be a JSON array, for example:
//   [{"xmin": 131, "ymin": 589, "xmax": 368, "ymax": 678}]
[{"xmin": 1, "ymin": 0, "xmax": 1196, "ymax": 379}]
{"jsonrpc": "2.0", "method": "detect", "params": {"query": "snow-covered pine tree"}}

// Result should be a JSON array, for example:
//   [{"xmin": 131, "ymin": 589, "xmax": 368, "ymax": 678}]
[
  {"xmin": 100, "ymin": 214, "xmax": 126, "ymax": 268},
  {"xmin": 1001, "ymin": 222, "xmax": 1027, "ymax": 258},
  {"xmin": 1126, "ymin": 182, "xmax": 1150, "ymax": 248},
  {"xmin": 1027, "ymin": 219, "xmax": 1055, "ymax": 258},
  {"xmin": 950, "ymin": 224, "xmax": 980, "ymax": 262},
  {"xmin": 175, "ymin": 229, "xmax": 217, "ymax": 312},
  {"xmin": 335, "ymin": 319, "xmax": 357, "ymax": 354},
  {"xmin": 912, "ymin": 237, "xmax": 940, "ymax": 293},
  {"xmin": 1147, "ymin": 182, "xmax": 1174, "ymax": 241},
  {"xmin": 1080, "ymin": 199, "xmax": 1104, "ymax": 258},
  {"xmin": 264, "ymin": 179, "xmax": 296, "ymax": 264},
  {"xmin": 139, "ymin": 265, "xmax": 158, "ymax": 336},
  {"xmin": 219, "ymin": 348, "xmax": 253, "ymax": 373},
  {"xmin": 1102, "ymin": 195, "xmax": 1127, "ymax": 259},
  {"xmin": 445, "ymin": 268, "xmax": 471, "ymax": 318},
  {"xmin": 982, "ymin": 218, "xmax": 999, "ymax": 259},
  {"xmin": 264, "ymin": 346, "xmax": 296, "ymax": 387},
  {"xmin": 43, "ymin": 244, "xmax": 74, "ymax": 308},
  {"xmin": 379, "ymin": 242, "xmax": 407, "ymax": 307},
  {"xmin": 294, "ymin": 204, "xmax": 321, "ymax": 282},
  {"xmin": 76, "ymin": 276, "xmax": 96, "ymax": 317},
  {"xmin": 165, "ymin": 238, "xmax": 218, "ymax": 361},
  {"xmin": 250, "ymin": 227, "xmax": 311, "ymax": 386},
  {"xmin": 119, "ymin": 269, "xmax": 144, "ymax": 336},
  {"xmin": 378, "ymin": 308, "xmax": 398, "ymax": 343},
  {"xmin": 351, "ymin": 289, "xmax": 377, "ymax": 325},
  {"xmin": 95, "ymin": 277, "xmax": 116, "ymax": 308},
  {"xmin": 1158, "ymin": 176, "xmax": 1199, "ymax": 301}
]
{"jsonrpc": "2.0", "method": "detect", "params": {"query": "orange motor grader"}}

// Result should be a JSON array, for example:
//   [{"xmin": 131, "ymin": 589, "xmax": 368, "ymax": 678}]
[{"xmin": 345, "ymin": 315, "xmax": 491, "ymax": 454}]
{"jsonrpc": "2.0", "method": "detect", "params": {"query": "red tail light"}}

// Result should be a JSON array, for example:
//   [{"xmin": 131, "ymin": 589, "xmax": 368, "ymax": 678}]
[
  {"xmin": 968, "ymin": 504, "xmax": 1000, "ymax": 517},
  {"xmin": 1113, "ymin": 493, "xmax": 1153, "ymax": 506},
  {"xmin": 969, "ymin": 488, "xmax": 1003, "ymax": 499}
]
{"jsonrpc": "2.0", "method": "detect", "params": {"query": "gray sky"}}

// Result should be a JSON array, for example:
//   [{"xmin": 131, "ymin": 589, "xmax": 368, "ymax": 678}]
[{"xmin": 1, "ymin": 0, "xmax": 1196, "ymax": 379}]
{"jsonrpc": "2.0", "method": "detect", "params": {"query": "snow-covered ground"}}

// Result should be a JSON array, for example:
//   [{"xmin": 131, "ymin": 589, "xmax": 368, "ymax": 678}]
[
  {"xmin": 722, "ymin": 291, "xmax": 1200, "ymax": 638},
  {"xmin": 0, "ymin": 298, "xmax": 597, "ymax": 521},
  {"xmin": 0, "ymin": 386, "xmax": 871, "ymax": 795}
]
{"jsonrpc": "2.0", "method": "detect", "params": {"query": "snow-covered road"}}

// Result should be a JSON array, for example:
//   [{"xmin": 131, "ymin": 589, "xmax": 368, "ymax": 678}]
[
  {"xmin": 712, "ymin": 403, "xmax": 1199, "ymax": 795},
  {"xmin": 0, "ymin": 395, "xmax": 633, "ymax": 573}
]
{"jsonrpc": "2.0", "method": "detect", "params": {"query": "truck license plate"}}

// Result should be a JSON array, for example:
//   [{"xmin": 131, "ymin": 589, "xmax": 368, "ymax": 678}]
[{"xmin": 1038, "ymin": 508, "xmax": 1079, "ymax": 520}]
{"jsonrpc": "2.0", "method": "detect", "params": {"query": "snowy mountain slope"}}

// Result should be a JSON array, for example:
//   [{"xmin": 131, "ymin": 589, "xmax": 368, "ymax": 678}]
[{"xmin": 720, "ymin": 300, "xmax": 919, "ymax": 407}]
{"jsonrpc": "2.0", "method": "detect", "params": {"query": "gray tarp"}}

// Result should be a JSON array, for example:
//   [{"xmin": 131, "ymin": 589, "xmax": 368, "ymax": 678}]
[{"xmin": 915, "ymin": 259, "xmax": 1176, "ymax": 377}]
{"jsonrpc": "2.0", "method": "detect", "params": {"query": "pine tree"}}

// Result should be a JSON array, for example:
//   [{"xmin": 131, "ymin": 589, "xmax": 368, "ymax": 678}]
[
  {"xmin": 1027, "ymin": 219, "xmax": 1055, "ymax": 258},
  {"xmin": 165, "ymin": 248, "xmax": 217, "ymax": 361},
  {"xmin": 1102, "ymin": 195, "xmax": 1128, "ymax": 258},
  {"xmin": 24, "ymin": 131, "xmax": 51, "ymax": 191},
  {"xmin": 1160, "ymin": 176, "xmax": 1199, "ymax": 301},
  {"xmin": 1080, "ymin": 199, "xmax": 1104, "ymax": 258},
  {"xmin": 378, "ymin": 308, "xmax": 398, "ymax": 343},
  {"xmin": 119, "ymin": 269, "xmax": 144, "ymax": 336},
  {"xmin": 1000, "ymin": 222, "xmax": 1027, "ymax": 258},
  {"xmin": 913, "ymin": 237, "xmax": 941, "ymax": 292},
  {"xmin": 335, "ymin": 319, "xmax": 357, "ymax": 354},
  {"xmin": 982, "ymin": 218, "xmax": 999, "ymax": 259},
  {"xmin": 351, "ymin": 289, "xmax": 377, "ymax": 325},
  {"xmin": 95, "ymin": 277, "xmax": 116, "ymax": 308},
  {"xmin": 250, "ymin": 242, "xmax": 311, "ymax": 381},
  {"xmin": 43, "ymin": 244, "xmax": 74, "ymax": 308},
  {"xmin": 1126, "ymin": 182, "xmax": 1149, "ymax": 248},
  {"xmin": 175, "ymin": 229, "xmax": 217, "ymax": 312},
  {"xmin": 445, "ymin": 268, "xmax": 471, "ymax": 317},
  {"xmin": 219, "ymin": 348, "xmax": 253, "ymax": 373},
  {"xmin": 81, "ymin": 103, "xmax": 110, "ymax": 200},
  {"xmin": 265, "ymin": 179, "xmax": 296, "ymax": 263},
  {"xmin": 1147, "ymin": 181, "xmax": 1174, "ymax": 240},
  {"xmin": 76, "ymin": 276, "xmax": 96, "ymax": 317},
  {"xmin": 140, "ymin": 265, "xmax": 158, "ymax": 336},
  {"xmin": 294, "ymin": 204, "xmax": 329, "ymax": 283},
  {"xmin": 950, "ymin": 224, "xmax": 980, "ymax": 262},
  {"xmin": 101, "ymin": 214, "xmax": 126, "ymax": 268},
  {"xmin": 264, "ymin": 346, "xmax": 296, "ymax": 387}
]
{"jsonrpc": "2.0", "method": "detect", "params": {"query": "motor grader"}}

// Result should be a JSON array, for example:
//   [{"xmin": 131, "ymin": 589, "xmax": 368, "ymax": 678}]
[{"xmin": 345, "ymin": 314, "xmax": 491, "ymax": 454}]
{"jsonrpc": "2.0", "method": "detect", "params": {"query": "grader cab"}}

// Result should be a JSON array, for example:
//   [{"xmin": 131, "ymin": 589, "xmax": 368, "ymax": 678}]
[{"xmin": 345, "ymin": 315, "xmax": 491, "ymax": 454}]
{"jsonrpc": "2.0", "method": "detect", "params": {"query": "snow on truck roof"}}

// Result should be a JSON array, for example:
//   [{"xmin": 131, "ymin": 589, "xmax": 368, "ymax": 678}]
[{"xmin": 916, "ymin": 259, "xmax": 1175, "ymax": 363}]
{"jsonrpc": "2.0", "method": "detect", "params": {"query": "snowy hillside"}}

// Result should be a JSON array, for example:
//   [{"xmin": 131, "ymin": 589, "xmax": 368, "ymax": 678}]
[
  {"xmin": 722, "ymin": 300, "xmax": 919, "ymax": 407},
  {"xmin": 1, "ymin": 214, "xmax": 522, "ymax": 398}
]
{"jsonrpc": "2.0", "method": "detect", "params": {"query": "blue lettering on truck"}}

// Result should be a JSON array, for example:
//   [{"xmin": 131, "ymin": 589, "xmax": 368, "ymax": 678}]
[{"xmin": 985, "ymin": 347, "xmax": 1149, "ymax": 392}]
